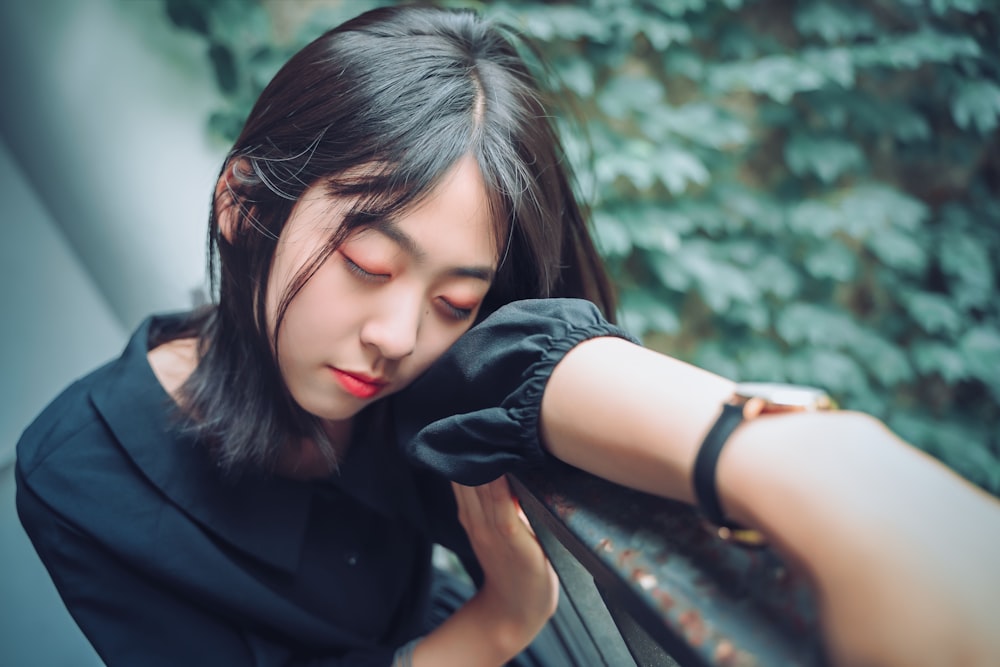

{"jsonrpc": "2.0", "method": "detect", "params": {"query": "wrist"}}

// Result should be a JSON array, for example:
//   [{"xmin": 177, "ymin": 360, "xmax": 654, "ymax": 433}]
[
  {"xmin": 414, "ymin": 587, "xmax": 539, "ymax": 667},
  {"xmin": 715, "ymin": 410, "xmax": 886, "ymax": 575},
  {"xmin": 470, "ymin": 585, "xmax": 546, "ymax": 660}
]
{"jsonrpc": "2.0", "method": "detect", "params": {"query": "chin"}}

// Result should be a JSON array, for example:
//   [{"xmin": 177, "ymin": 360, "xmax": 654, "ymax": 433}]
[{"xmin": 307, "ymin": 403, "xmax": 364, "ymax": 422}]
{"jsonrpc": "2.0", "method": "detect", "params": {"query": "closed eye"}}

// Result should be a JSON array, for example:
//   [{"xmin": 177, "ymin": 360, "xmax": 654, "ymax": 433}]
[
  {"xmin": 439, "ymin": 298, "xmax": 474, "ymax": 321},
  {"xmin": 341, "ymin": 252, "xmax": 389, "ymax": 282}
]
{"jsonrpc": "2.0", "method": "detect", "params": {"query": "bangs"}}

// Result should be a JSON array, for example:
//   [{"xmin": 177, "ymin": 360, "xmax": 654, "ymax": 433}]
[{"xmin": 321, "ymin": 151, "xmax": 512, "ymax": 266}]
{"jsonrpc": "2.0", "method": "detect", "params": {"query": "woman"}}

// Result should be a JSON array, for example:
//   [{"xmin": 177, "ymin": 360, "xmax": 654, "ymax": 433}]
[{"xmin": 15, "ymin": 5, "xmax": 1000, "ymax": 667}]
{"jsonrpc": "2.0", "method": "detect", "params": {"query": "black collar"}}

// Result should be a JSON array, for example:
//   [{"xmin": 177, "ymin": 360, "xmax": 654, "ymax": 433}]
[{"xmin": 90, "ymin": 312, "xmax": 425, "ymax": 574}]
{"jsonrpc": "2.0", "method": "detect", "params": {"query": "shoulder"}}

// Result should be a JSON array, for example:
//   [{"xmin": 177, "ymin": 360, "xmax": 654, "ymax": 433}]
[
  {"xmin": 15, "ymin": 311, "xmax": 178, "ymax": 504},
  {"xmin": 15, "ymin": 361, "xmax": 116, "ymax": 479}
]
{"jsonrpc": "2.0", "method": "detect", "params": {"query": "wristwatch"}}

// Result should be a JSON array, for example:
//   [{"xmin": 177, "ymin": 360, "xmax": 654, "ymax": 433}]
[{"xmin": 693, "ymin": 382, "xmax": 835, "ymax": 546}]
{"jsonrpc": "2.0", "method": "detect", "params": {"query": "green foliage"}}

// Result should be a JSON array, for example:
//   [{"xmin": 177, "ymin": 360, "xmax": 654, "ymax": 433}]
[{"xmin": 160, "ymin": 0, "xmax": 1000, "ymax": 494}]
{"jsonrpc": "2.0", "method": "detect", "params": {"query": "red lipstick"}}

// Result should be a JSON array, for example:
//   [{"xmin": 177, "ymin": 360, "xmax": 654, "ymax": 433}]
[{"xmin": 330, "ymin": 368, "xmax": 386, "ymax": 399}]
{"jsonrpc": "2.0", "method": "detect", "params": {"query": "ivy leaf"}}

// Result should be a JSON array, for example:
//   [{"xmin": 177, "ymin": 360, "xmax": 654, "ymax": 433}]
[
  {"xmin": 842, "ymin": 185, "xmax": 929, "ymax": 234},
  {"xmin": 597, "ymin": 74, "xmax": 664, "ymax": 119},
  {"xmin": 749, "ymin": 255, "xmax": 801, "ymax": 300},
  {"xmin": 656, "ymin": 0, "xmax": 715, "ymax": 18},
  {"xmin": 785, "ymin": 134, "xmax": 865, "ymax": 183},
  {"xmin": 727, "ymin": 302, "xmax": 770, "ymax": 331},
  {"xmin": 647, "ymin": 249, "xmax": 693, "ymax": 292},
  {"xmin": 903, "ymin": 292, "xmax": 963, "ymax": 336},
  {"xmin": 513, "ymin": 5, "xmax": 611, "ymax": 41},
  {"xmin": 718, "ymin": 185, "xmax": 785, "ymax": 234},
  {"xmin": 664, "ymin": 50, "xmax": 705, "ymax": 81},
  {"xmin": 652, "ymin": 147, "xmax": 710, "ymax": 195},
  {"xmin": 788, "ymin": 185, "xmax": 927, "ymax": 241},
  {"xmin": 851, "ymin": 329, "xmax": 914, "ymax": 386},
  {"xmin": 801, "ymin": 47, "xmax": 855, "ymax": 88},
  {"xmin": 940, "ymin": 232, "xmax": 994, "ymax": 309},
  {"xmin": 787, "ymin": 199, "xmax": 844, "ymax": 237},
  {"xmin": 959, "ymin": 326, "xmax": 1000, "ymax": 400},
  {"xmin": 710, "ymin": 55, "xmax": 827, "ymax": 102},
  {"xmin": 661, "ymin": 241, "xmax": 759, "ymax": 312},
  {"xmin": 951, "ymin": 79, "xmax": 1000, "ymax": 135},
  {"xmin": 738, "ymin": 344, "xmax": 788, "ymax": 382},
  {"xmin": 785, "ymin": 348, "xmax": 868, "ymax": 397},
  {"xmin": 625, "ymin": 205, "xmax": 683, "ymax": 252},
  {"xmin": 164, "ymin": 0, "xmax": 211, "ymax": 36},
  {"xmin": 592, "ymin": 210, "xmax": 633, "ymax": 258},
  {"xmin": 640, "ymin": 17, "xmax": 692, "ymax": 50},
  {"xmin": 928, "ymin": 0, "xmax": 986, "ymax": 16},
  {"xmin": 643, "ymin": 103, "xmax": 750, "ymax": 150},
  {"xmin": 554, "ymin": 58, "xmax": 597, "ymax": 97},
  {"xmin": 693, "ymin": 341, "xmax": 742, "ymax": 381},
  {"xmin": 853, "ymin": 30, "xmax": 980, "ymax": 69},
  {"xmin": 775, "ymin": 303, "xmax": 861, "ymax": 347},
  {"xmin": 805, "ymin": 241, "xmax": 858, "ymax": 281},
  {"xmin": 594, "ymin": 140, "xmax": 657, "ymax": 189},
  {"xmin": 619, "ymin": 288, "xmax": 681, "ymax": 336},
  {"xmin": 208, "ymin": 42, "xmax": 238, "ymax": 94},
  {"xmin": 911, "ymin": 342, "xmax": 968, "ymax": 383},
  {"xmin": 795, "ymin": 2, "xmax": 876, "ymax": 43},
  {"xmin": 867, "ymin": 227, "xmax": 927, "ymax": 273},
  {"xmin": 693, "ymin": 263, "xmax": 759, "ymax": 313}
]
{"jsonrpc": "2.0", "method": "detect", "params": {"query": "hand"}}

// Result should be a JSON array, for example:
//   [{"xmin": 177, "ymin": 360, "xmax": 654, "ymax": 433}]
[
  {"xmin": 725, "ymin": 412, "xmax": 1000, "ymax": 667},
  {"xmin": 452, "ymin": 476, "xmax": 558, "ymax": 656}
]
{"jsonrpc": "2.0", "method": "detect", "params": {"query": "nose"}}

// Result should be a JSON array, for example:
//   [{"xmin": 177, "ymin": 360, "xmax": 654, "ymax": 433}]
[{"xmin": 359, "ymin": 288, "xmax": 421, "ymax": 361}]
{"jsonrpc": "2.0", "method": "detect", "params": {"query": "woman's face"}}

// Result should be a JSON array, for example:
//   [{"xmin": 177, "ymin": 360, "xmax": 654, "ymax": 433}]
[{"xmin": 266, "ymin": 154, "xmax": 497, "ymax": 424}]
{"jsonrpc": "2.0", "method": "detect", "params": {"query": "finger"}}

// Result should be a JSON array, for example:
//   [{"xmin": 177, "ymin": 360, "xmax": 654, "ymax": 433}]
[
  {"xmin": 480, "ymin": 476, "xmax": 514, "ymax": 528},
  {"xmin": 515, "ymin": 503, "xmax": 538, "ymax": 538},
  {"xmin": 452, "ymin": 481, "xmax": 485, "ymax": 531},
  {"xmin": 496, "ymin": 477, "xmax": 537, "ymax": 541}
]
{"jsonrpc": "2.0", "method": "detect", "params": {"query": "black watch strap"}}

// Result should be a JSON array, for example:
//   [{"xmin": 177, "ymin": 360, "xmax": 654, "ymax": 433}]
[{"xmin": 693, "ymin": 402, "xmax": 746, "ymax": 527}]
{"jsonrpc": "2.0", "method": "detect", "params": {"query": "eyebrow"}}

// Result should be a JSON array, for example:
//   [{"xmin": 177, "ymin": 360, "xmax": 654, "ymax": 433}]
[{"xmin": 368, "ymin": 219, "xmax": 496, "ymax": 282}]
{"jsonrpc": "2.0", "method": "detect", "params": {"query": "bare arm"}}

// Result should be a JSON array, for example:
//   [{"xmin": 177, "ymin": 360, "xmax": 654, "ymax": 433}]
[
  {"xmin": 408, "ymin": 478, "xmax": 557, "ymax": 667},
  {"xmin": 539, "ymin": 336, "xmax": 1000, "ymax": 667}
]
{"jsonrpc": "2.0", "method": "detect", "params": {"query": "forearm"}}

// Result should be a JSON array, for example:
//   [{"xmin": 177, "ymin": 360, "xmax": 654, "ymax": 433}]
[
  {"xmin": 540, "ymin": 336, "xmax": 1000, "ymax": 665},
  {"xmin": 540, "ymin": 338, "xmax": 998, "ymax": 529},
  {"xmin": 410, "ymin": 589, "xmax": 536, "ymax": 667},
  {"xmin": 539, "ymin": 335, "xmax": 734, "ymax": 503},
  {"xmin": 720, "ymin": 408, "xmax": 997, "ymax": 571},
  {"xmin": 540, "ymin": 336, "xmax": 999, "ymax": 561}
]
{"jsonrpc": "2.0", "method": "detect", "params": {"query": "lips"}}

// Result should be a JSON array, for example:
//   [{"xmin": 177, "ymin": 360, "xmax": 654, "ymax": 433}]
[{"xmin": 330, "ymin": 368, "xmax": 387, "ymax": 399}]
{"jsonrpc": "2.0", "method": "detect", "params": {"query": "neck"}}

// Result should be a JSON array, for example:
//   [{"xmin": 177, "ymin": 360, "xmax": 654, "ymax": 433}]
[{"xmin": 274, "ymin": 418, "xmax": 352, "ymax": 480}]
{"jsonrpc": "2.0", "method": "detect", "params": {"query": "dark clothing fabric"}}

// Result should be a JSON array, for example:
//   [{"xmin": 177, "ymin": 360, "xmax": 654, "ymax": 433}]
[
  {"xmin": 15, "ymin": 299, "xmax": 635, "ymax": 666},
  {"xmin": 396, "ymin": 299, "xmax": 638, "ymax": 485}
]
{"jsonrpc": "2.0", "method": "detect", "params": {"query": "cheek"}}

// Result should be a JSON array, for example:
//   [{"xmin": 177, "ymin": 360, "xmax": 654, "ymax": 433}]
[
  {"xmin": 273, "ymin": 262, "xmax": 360, "ymax": 355},
  {"xmin": 407, "ymin": 322, "xmax": 474, "ymax": 378}
]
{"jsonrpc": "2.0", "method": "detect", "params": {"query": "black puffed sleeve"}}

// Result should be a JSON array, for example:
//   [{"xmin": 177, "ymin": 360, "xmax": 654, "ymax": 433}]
[{"xmin": 393, "ymin": 299, "xmax": 639, "ymax": 485}]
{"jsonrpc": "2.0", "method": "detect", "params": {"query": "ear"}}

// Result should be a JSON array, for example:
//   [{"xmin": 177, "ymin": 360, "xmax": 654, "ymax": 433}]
[{"xmin": 214, "ymin": 160, "xmax": 247, "ymax": 242}]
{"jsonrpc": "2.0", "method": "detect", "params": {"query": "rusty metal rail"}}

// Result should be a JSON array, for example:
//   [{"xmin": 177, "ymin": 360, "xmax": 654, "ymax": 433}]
[{"xmin": 511, "ymin": 460, "xmax": 828, "ymax": 667}]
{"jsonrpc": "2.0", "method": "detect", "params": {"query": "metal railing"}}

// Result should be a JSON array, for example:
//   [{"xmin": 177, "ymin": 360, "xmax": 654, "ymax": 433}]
[{"xmin": 512, "ymin": 460, "xmax": 827, "ymax": 667}]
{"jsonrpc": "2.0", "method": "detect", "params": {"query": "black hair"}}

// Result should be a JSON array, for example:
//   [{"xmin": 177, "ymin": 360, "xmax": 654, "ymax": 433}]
[{"xmin": 176, "ymin": 5, "xmax": 616, "ymax": 473}]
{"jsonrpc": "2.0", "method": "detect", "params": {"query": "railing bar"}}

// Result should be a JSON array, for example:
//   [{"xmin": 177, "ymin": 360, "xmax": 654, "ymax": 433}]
[
  {"xmin": 512, "ymin": 473, "xmax": 713, "ymax": 667},
  {"xmin": 596, "ymin": 582, "xmax": 682, "ymax": 667},
  {"xmin": 514, "ymin": 475, "xmax": 637, "ymax": 666}
]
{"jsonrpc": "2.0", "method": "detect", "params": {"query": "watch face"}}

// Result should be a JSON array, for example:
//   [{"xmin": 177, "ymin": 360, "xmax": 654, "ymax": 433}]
[{"xmin": 735, "ymin": 382, "xmax": 832, "ymax": 409}]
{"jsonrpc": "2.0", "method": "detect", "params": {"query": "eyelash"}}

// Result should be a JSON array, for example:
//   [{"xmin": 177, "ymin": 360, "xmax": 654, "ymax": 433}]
[
  {"xmin": 342, "ymin": 254, "xmax": 388, "ymax": 282},
  {"xmin": 341, "ymin": 252, "xmax": 474, "ymax": 322},
  {"xmin": 440, "ymin": 301, "xmax": 474, "ymax": 321}
]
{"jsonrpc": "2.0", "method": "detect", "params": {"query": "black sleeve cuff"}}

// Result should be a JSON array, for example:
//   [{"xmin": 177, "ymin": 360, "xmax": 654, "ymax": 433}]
[{"xmin": 393, "ymin": 299, "xmax": 639, "ymax": 485}]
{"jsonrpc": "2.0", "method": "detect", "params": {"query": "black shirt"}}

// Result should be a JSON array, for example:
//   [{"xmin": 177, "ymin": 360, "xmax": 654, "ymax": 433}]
[{"xmin": 15, "ymin": 299, "xmax": 634, "ymax": 666}]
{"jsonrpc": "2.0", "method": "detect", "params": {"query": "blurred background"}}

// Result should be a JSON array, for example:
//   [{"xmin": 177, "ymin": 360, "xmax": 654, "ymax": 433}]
[{"xmin": 1, "ymin": 0, "xmax": 997, "ymax": 665}]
